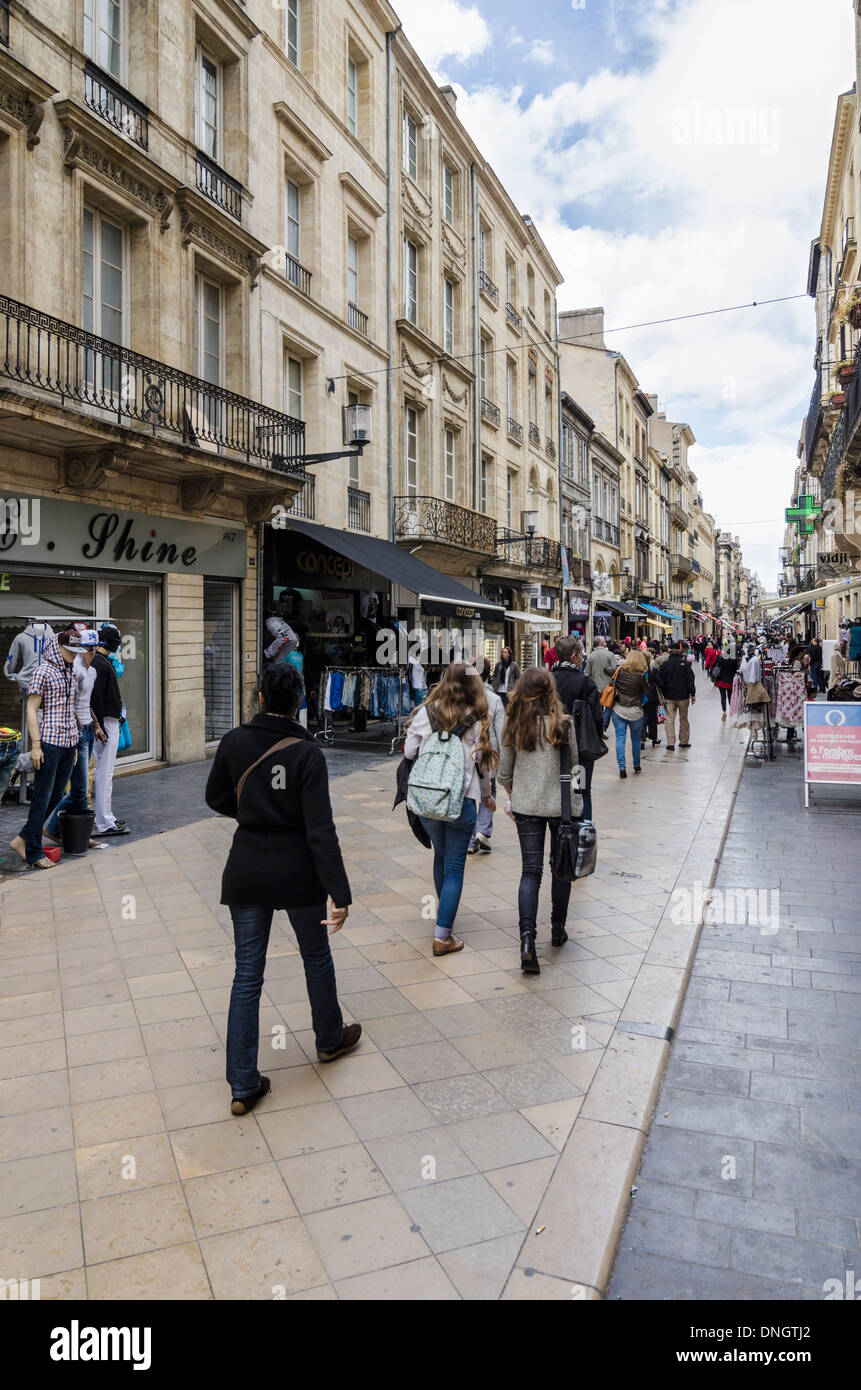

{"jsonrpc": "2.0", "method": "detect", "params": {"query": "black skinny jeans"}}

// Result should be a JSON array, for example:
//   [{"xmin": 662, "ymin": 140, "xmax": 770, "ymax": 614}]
[
  {"xmin": 513, "ymin": 814, "xmax": 572, "ymax": 934},
  {"xmin": 643, "ymin": 701, "xmax": 659, "ymax": 742}
]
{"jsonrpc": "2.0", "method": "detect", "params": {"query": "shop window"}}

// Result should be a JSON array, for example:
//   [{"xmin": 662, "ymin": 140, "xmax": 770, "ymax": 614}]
[{"xmin": 203, "ymin": 578, "xmax": 236, "ymax": 741}]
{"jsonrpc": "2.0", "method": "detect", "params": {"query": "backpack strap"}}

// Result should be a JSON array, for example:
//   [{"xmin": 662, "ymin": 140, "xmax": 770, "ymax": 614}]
[{"xmin": 236, "ymin": 736, "xmax": 302, "ymax": 806}]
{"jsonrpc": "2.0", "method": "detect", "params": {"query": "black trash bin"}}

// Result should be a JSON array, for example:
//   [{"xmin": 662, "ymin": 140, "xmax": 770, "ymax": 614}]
[{"xmin": 58, "ymin": 811, "xmax": 95, "ymax": 857}]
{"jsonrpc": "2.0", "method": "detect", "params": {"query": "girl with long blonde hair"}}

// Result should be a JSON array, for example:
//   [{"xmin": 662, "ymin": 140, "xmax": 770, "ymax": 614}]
[{"xmin": 404, "ymin": 662, "xmax": 497, "ymax": 955}]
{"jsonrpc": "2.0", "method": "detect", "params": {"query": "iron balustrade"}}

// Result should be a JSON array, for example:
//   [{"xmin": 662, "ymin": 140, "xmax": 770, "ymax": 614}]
[
  {"xmin": 495, "ymin": 526, "xmax": 562, "ymax": 570},
  {"xmin": 285, "ymin": 253, "xmax": 312, "ymax": 295},
  {"xmin": 347, "ymin": 486, "xmax": 371, "ymax": 531},
  {"xmin": 285, "ymin": 473, "xmax": 316, "ymax": 519},
  {"xmin": 843, "ymin": 216, "xmax": 856, "ymax": 256},
  {"xmin": 529, "ymin": 422, "xmax": 541, "ymax": 446},
  {"xmin": 805, "ymin": 366, "xmax": 824, "ymax": 467},
  {"xmin": 671, "ymin": 552, "xmax": 693, "ymax": 574},
  {"xmin": 84, "ymin": 62, "xmax": 148, "ymax": 149},
  {"xmin": 195, "ymin": 151, "xmax": 242, "ymax": 220},
  {"xmin": 505, "ymin": 302, "xmax": 522, "ymax": 332},
  {"xmin": 479, "ymin": 270, "xmax": 499, "ymax": 306},
  {"xmin": 0, "ymin": 295, "xmax": 305, "ymax": 470},
  {"xmin": 348, "ymin": 302, "xmax": 367, "ymax": 335},
  {"xmin": 393, "ymin": 495, "xmax": 496, "ymax": 553},
  {"xmin": 821, "ymin": 338, "xmax": 861, "ymax": 500},
  {"xmin": 480, "ymin": 397, "xmax": 500, "ymax": 426},
  {"xmin": 507, "ymin": 417, "xmax": 523, "ymax": 442}
]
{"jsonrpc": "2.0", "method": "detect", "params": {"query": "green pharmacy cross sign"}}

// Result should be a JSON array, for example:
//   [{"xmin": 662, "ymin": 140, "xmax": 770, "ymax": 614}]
[{"xmin": 785, "ymin": 494, "xmax": 822, "ymax": 535}]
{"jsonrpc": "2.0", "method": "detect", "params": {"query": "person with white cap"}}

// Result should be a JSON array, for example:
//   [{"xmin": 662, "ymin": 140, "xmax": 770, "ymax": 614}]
[
  {"xmin": 91, "ymin": 623, "xmax": 130, "ymax": 838},
  {"xmin": 43, "ymin": 628, "xmax": 102, "ymax": 848},
  {"xmin": 10, "ymin": 629, "xmax": 83, "ymax": 868}
]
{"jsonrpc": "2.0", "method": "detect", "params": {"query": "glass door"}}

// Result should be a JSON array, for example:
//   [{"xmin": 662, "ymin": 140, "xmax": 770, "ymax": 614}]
[
  {"xmin": 104, "ymin": 580, "xmax": 155, "ymax": 762},
  {"xmin": 203, "ymin": 578, "xmax": 236, "ymax": 741}
]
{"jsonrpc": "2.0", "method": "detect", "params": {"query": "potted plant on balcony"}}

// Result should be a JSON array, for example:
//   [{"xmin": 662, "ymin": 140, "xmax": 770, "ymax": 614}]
[
  {"xmin": 843, "ymin": 293, "xmax": 861, "ymax": 330},
  {"xmin": 827, "ymin": 389, "xmax": 846, "ymax": 408},
  {"xmin": 835, "ymin": 359, "xmax": 856, "ymax": 386}
]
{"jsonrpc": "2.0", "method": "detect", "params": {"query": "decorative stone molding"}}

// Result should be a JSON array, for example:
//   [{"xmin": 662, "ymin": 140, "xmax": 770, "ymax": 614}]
[
  {"xmin": 62, "ymin": 448, "xmax": 129, "ymax": 492},
  {"xmin": 181, "ymin": 475, "xmax": 226, "ymax": 513},
  {"xmin": 0, "ymin": 57, "xmax": 56, "ymax": 148},
  {"xmin": 175, "ymin": 189, "xmax": 267, "ymax": 280},
  {"xmin": 401, "ymin": 175, "xmax": 432, "ymax": 227},
  {"xmin": 159, "ymin": 194, "xmax": 174, "ymax": 235},
  {"xmin": 62, "ymin": 125, "xmax": 170, "ymax": 220},
  {"xmin": 246, "ymin": 492, "xmax": 288, "ymax": 524},
  {"xmin": 402, "ymin": 344, "xmax": 432, "ymax": 379},
  {"xmin": 441, "ymin": 223, "xmax": 466, "ymax": 262},
  {"xmin": 442, "ymin": 375, "xmax": 468, "ymax": 405}
]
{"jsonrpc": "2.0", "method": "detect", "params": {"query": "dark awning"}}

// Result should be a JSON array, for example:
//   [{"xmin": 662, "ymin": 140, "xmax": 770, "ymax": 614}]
[
  {"xmin": 601, "ymin": 599, "xmax": 641, "ymax": 616},
  {"xmin": 282, "ymin": 519, "xmax": 505, "ymax": 617}
]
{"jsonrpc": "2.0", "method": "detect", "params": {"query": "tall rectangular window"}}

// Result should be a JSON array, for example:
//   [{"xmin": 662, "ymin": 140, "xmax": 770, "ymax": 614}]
[
  {"xmin": 443, "ymin": 278, "xmax": 454, "ymax": 354},
  {"xmin": 196, "ymin": 46, "xmax": 219, "ymax": 161},
  {"xmin": 347, "ymin": 235, "xmax": 359, "ymax": 306},
  {"xmin": 528, "ymin": 364, "xmax": 537, "ymax": 424},
  {"xmin": 83, "ymin": 206, "xmax": 124, "ymax": 396},
  {"xmin": 194, "ymin": 275, "xmax": 221, "ymax": 386},
  {"xmin": 285, "ymin": 180, "xmax": 300, "ymax": 260},
  {"xmin": 479, "ymin": 337, "xmax": 488, "ymax": 399},
  {"xmin": 507, "ymin": 471, "xmax": 514, "ymax": 529},
  {"xmin": 506, "ymin": 361, "xmax": 515, "ymax": 418},
  {"xmin": 444, "ymin": 429, "xmax": 455, "ymax": 501},
  {"xmin": 404, "ymin": 239, "xmax": 418, "ymax": 324},
  {"xmin": 285, "ymin": 355, "xmax": 303, "ymax": 420},
  {"xmin": 84, "ymin": 0, "xmax": 124, "ymax": 80},
  {"xmin": 286, "ymin": 0, "xmax": 299, "ymax": 67},
  {"xmin": 479, "ymin": 226, "xmax": 487, "ymax": 273},
  {"xmin": 506, "ymin": 260, "xmax": 515, "ymax": 304},
  {"xmin": 442, "ymin": 164, "xmax": 454, "ymax": 225},
  {"xmin": 405, "ymin": 407, "xmax": 418, "ymax": 497},
  {"xmin": 403, "ymin": 110, "xmax": 418, "ymax": 180},
  {"xmin": 479, "ymin": 457, "xmax": 489, "ymax": 514},
  {"xmin": 346, "ymin": 56, "xmax": 358, "ymax": 137}
]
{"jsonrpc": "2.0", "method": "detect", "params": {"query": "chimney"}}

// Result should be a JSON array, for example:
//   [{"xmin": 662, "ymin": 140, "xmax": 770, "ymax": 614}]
[
  {"xmin": 439, "ymin": 85, "xmax": 457, "ymax": 112},
  {"xmin": 558, "ymin": 306, "xmax": 606, "ymax": 351}
]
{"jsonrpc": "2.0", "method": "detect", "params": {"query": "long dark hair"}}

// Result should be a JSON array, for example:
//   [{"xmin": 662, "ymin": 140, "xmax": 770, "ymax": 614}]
[{"xmin": 502, "ymin": 666, "xmax": 571, "ymax": 752}]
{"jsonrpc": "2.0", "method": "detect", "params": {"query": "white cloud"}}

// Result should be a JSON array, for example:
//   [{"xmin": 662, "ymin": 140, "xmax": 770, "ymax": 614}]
[
  {"xmin": 526, "ymin": 39, "xmax": 556, "ymax": 67},
  {"xmin": 392, "ymin": 0, "xmax": 491, "ymax": 67},
  {"xmin": 435, "ymin": 0, "xmax": 855, "ymax": 586}
]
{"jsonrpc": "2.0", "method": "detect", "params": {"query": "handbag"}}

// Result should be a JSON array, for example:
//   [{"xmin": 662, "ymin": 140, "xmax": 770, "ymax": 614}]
[
  {"xmin": 552, "ymin": 742, "xmax": 597, "ymax": 882},
  {"xmin": 599, "ymin": 669, "xmax": 619, "ymax": 709},
  {"xmin": 744, "ymin": 680, "xmax": 769, "ymax": 706},
  {"xmin": 571, "ymin": 697, "xmax": 607, "ymax": 761},
  {"xmin": 236, "ymin": 735, "xmax": 302, "ymax": 806},
  {"xmin": 117, "ymin": 717, "xmax": 132, "ymax": 751}
]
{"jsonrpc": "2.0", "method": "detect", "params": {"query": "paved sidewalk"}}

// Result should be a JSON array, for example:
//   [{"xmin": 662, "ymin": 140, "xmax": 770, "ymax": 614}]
[
  {"xmin": 0, "ymin": 671, "xmax": 747, "ymax": 1299},
  {"xmin": 609, "ymin": 738, "xmax": 861, "ymax": 1300}
]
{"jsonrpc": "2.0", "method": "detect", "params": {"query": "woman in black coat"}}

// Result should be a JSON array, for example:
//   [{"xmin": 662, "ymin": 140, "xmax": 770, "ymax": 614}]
[
  {"xmin": 550, "ymin": 635, "xmax": 604, "ymax": 819},
  {"xmin": 205, "ymin": 663, "xmax": 359, "ymax": 1115}
]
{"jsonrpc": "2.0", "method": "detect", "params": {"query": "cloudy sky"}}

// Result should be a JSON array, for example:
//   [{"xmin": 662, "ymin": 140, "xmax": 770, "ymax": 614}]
[{"xmin": 393, "ymin": 0, "xmax": 855, "ymax": 588}]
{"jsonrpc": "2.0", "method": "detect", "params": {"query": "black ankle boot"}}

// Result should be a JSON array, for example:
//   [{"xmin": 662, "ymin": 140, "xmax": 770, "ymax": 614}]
[
  {"xmin": 520, "ymin": 929, "xmax": 540, "ymax": 974},
  {"xmin": 551, "ymin": 923, "xmax": 568, "ymax": 947}
]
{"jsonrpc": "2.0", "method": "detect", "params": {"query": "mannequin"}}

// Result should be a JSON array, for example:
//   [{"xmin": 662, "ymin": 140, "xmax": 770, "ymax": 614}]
[{"xmin": 4, "ymin": 620, "xmax": 54, "ymax": 693}]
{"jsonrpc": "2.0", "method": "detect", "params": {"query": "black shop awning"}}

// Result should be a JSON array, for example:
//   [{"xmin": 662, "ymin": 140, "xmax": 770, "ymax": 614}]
[
  {"xmin": 282, "ymin": 519, "xmax": 505, "ymax": 617},
  {"xmin": 601, "ymin": 600, "xmax": 641, "ymax": 617}
]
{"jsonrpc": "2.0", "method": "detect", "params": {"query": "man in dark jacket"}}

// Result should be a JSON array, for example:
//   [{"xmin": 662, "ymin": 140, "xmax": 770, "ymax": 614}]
[
  {"xmin": 205, "ymin": 661, "xmax": 359, "ymax": 1115},
  {"xmin": 654, "ymin": 640, "xmax": 696, "ymax": 749},
  {"xmin": 552, "ymin": 636, "xmax": 603, "ymax": 819}
]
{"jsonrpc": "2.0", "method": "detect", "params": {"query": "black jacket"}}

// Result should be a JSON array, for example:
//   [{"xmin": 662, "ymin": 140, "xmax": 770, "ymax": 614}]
[
  {"xmin": 552, "ymin": 664, "xmax": 603, "ymax": 732},
  {"xmin": 90, "ymin": 652, "xmax": 123, "ymax": 726},
  {"xmin": 205, "ymin": 713, "xmax": 351, "ymax": 909},
  {"xmin": 655, "ymin": 652, "xmax": 696, "ymax": 702}
]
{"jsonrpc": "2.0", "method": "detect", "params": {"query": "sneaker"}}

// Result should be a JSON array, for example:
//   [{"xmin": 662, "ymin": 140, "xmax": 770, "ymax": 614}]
[
  {"xmin": 476, "ymin": 838, "xmax": 492, "ymax": 854},
  {"xmin": 230, "ymin": 1076, "xmax": 271, "ymax": 1116},
  {"xmin": 466, "ymin": 843, "xmax": 479, "ymax": 855},
  {"xmin": 317, "ymin": 1023, "xmax": 363, "ymax": 1063}
]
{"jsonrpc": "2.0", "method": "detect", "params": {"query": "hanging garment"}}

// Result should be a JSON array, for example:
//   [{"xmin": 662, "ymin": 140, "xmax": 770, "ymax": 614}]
[
  {"xmin": 775, "ymin": 669, "xmax": 806, "ymax": 728},
  {"xmin": 849, "ymin": 622, "xmax": 861, "ymax": 662},
  {"xmin": 340, "ymin": 672, "xmax": 356, "ymax": 709},
  {"xmin": 729, "ymin": 672, "xmax": 744, "ymax": 718},
  {"xmin": 323, "ymin": 673, "xmax": 334, "ymax": 713}
]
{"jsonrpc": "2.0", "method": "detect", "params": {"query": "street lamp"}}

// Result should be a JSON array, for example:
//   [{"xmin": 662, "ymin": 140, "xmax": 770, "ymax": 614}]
[{"xmin": 292, "ymin": 402, "xmax": 373, "ymax": 468}]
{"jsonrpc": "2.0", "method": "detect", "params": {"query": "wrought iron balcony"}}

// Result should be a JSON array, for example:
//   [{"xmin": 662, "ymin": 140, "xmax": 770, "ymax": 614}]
[
  {"xmin": 507, "ymin": 417, "xmax": 523, "ymax": 442},
  {"xmin": 0, "ymin": 0, "xmax": 8, "ymax": 46},
  {"xmin": 480, "ymin": 397, "xmax": 500, "ymax": 427},
  {"xmin": 284, "ymin": 472, "xmax": 316, "ymax": 519},
  {"xmin": 479, "ymin": 270, "xmax": 499, "ymax": 307},
  {"xmin": 805, "ymin": 366, "xmax": 825, "ymax": 467},
  {"xmin": 495, "ymin": 526, "xmax": 562, "ymax": 571},
  {"xmin": 0, "ymin": 296, "xmax": 305, "ymax": 470},
  {"xmin": 670, "ymin": 500, "xmax": 689, "ymax": 529},
  {"xmin": 568, "ymin": 556, "xmax": 591, "ymax": 586},
  {"xmin": 821, "ymin": 337, "xmax": 861, "ymax": 502},
  {"xmin": 195, "ymin": 151, "xmax": 242, "ymax": 220},
  {"xmin": 843, "ymin": 216, "xmax": 856, "ymax": 256},
  {"xmin": 671, "ymin": 552, "xmax": 693, "ymax": 575},
  {"xmin": 528, "ymin": 422, "xmax": 541, "ymax": 447},
  {"xmin": 347, "ymin": 302, "xmax": 367, "ymax": 336},
  {"xmin": 347, "ymin": 486, "xmax": 370, "ymax": 532},
  {"xmin": 393, "ymin": 495, "xmax": 496, "ymax": 553},
  {"xmin": 545, "ymin": 438, "xmax": 556, "ymax": 461},
  {"xmin": 84, "ymin": 62, "xmax": 148, "ymax": 150},
  {"xmin": 505, "ymin": 301, "xmax": 522, "ymax": 332},
  {"xmin": 285, "ymin": 253, "xmax": 312, "ymax": 295}
]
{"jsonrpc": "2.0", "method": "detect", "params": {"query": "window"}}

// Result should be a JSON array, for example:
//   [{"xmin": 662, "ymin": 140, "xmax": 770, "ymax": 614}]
[
  {"xmin": 285, "ymin": 179, "xmax": 301, "ymax": 261},
  {"xmin": 405, "ymin": 407, "xmax": 418, "ymax": 497},
  {"xmin": 528, "ymin": 363, "xmax": 537, "ymax": 424},
  {"xmin": 479, "ymin": 456, "xmax": 489, "ymax": 513},
  {"xmin": 285, "ymin": 355, "xmax": 303, "ymax": 420},
  {"xmin": 204, "ymin": 579, "xmax": 236, "ymax": 741},
  {"xmin": 347, "ymin": 57, "xmax": 358, "ymax": 137},
  {"xmin": 348, "ymin": 390, "xmax": 360, "ymax": 488},
  {"xmin": 84, "ymin": 0, "xmax": 124, "ymax": 80},
  {"xmin": 479, "ymin": 336, "xmax": 489, "ymax": 399},
  {"xmin": 403, "ymin": 109, "xmax": 418, "ymax": 181},
  {"xmin": 196, "ymin": 45, "xmax": 220, "ymax": 161},
  {"xmin": 526, "ymin": 264, "xmax": 535, "ymax": 313},
  {"xmin": 194, "ymin": 274, "xmax": 223, "ymax": 430},
  {"xmin": 544, "ymin": 290, "xmax": 552, "ymax": 335},
  {"xmin": 443, "ymin": 277, "xmax": 454, "ymax": 354},
  {"xmin": 506, "ymin": 259, "xmax": 516, "ymax": 304},
  {"xmin": 347, "ymin": 234, "xmax": 359, "ymax": 306},
  {"xmin": 286, "ymin": 0, "xmax": 299, "ymax": 67},
  {"xmin": 404, "ymin": 239, "xmax": 418, "ymax": 324},
  {"xmin": 545, "ymin": 385, "xmax": 553, "ymax": 439},
  {"xmin": 444, "ymin": 429, "xmax": 455, "ymax": 500},
  {"xmin": 442, "ymin": 164, "xmax": 455, "ymax": 225},
  {"xmin": 507, "ymin": 471, "xmax": 515, "ymax": 529},
  {"xmin": 506, "ymin": 360, "xmax": 516, "ymax": 418},
  {"xmin": 83, "ymin": 206, "xmax": 125, "ymax": 395},
  {"xmin": 479, "ymin": 225, "xmax": 488, "ymax": 273}
]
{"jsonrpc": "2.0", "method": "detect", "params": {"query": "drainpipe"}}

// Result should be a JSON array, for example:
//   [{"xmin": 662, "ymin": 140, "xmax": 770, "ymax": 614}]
[
  {"xmin": 555, "ymin": 315, "xmax": 565, "ymax": 634},
  {"xmin": 385, "ymin": 29, "xmax": 397, "ymax": 544},
  {"xmin": 470, "ymin": 162, "xmax": 479, "ymax": 513}
]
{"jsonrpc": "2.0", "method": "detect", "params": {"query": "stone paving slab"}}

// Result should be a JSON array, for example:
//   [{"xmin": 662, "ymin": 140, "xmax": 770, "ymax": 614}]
[{"xmin": 0, "ymin": 671, "xmax": 748, "ymax": 1299}]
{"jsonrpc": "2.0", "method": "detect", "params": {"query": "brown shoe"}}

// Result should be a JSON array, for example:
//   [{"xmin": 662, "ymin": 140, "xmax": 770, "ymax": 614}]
[
  {"xmin": 230, "ymin": 1076, "xmax": 271, "ymax": 1116},
  {"xmin": 317, "ymin": 1022, "xmax": 363, "ymax": 1063},
  {"xmin": 432, "ymin": 935, "xmax": 465, "ymax": 956}
]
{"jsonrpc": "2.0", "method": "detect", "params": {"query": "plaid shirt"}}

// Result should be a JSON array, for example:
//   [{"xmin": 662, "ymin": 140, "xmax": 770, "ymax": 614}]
[{"xmin": 28, "ymin": 638, "xmax": 78, "ymax": 747}]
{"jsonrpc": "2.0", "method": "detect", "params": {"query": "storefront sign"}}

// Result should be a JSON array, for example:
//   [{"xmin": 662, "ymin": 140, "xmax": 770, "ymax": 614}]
[
  {"xmin": 569, "ymin": 596, "xmax": 590, "ymax": 618},
  {"xmin": 804, "ymin": 703, "xmax": 861, "ymax": 804},
  {"xmin": 0, "ymin": 494, "xmax": 246, "ymax": 578},
  {"xmin": 421, "ymin": 599, "xmax": 488, "ymax": 621}
]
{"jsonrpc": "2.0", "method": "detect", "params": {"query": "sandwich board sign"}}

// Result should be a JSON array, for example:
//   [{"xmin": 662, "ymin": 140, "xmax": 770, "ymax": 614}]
[{"xmin": 803, "ymin": 702, "xmax": 861, "ymax": 807}]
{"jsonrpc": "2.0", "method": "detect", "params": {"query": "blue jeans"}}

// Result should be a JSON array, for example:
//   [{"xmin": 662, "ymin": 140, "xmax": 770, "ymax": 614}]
[
  {"xmin": 412, "ymin": 688, "xmax": 427, "ymax": 707},
  {"xmin": 469, "ymin": 778, "xmax": 496, "ymax": 847},
  {"xmin": 0, "ymin": 736, "xmax": 20, "ymax": 801},
  {"xmin": 612, "ymin": 711, "xmax": 642, "ymax": 771},
  {"xmin": 45, "ymin": 725, "xmax": 94, "ymax": 835},
  {"xmin": 601, "ymin": 705, "xmax": 612, "ymax": 731},
  {"xmin": 421, "ymin": 799, "xmax": 477, "ymax": 936},
  {"xmin": 227, "ymin": 902, "xmax": 344, "ymax": 1098},
  {"xmin": 513, "ymin": 815, "xmax": 572, "ymax": 933},
  {"xmin": 19, "ymin": 741, "xmax": 77, "ymax": 863}
]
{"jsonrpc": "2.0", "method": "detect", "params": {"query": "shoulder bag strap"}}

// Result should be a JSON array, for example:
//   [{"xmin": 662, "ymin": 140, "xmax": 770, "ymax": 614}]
[
  {"xmin": 559, "ymin": 739, "xmax": 572, "ymax": 825},
  {"xmin": 236, "ymin": 736, "xmax": 302, "ymax": 806}
]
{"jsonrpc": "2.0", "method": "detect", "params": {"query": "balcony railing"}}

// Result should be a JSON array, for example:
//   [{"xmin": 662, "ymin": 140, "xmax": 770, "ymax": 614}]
[
  {"xmin": 545, "ymin": 438, "xmax": 556, "ymax": 461},
  {"xmin": 822, "ymin": 337, "xmax": 861, "ymax": 501},
  {"xmin": 568, "ymin": 556, "xmax": 591, "ymax": 586},
  {"xmin": 285, "ymin": 253, "xmax": 312, "ymax": 296},
  {"xmin": 671, "ymin": 552, "xmax": 693, "ymax": 574},
  {"xmin": 393, "ymin": 495, "xmax": 496, "ymax": 553},
  {"xmin": 84, "ymin": 62, "xmax": 148, "ymax": 150},
  {"xmin": 507, "ymin": 417, "xmax": 523, "ymax": 442},
  {"xmin": 0, "ymin": 296, "xmax": 305, "ymax": 470},
  {"xmin": 195, "ymin": 151, "xmax": 242, "ymax": 220},
  {"xmin": 495, "ymin": 526, "xmax": 562, "ymax": 571},
  {"xmin": 347, "ymin": 302, "xmax": 367, "ymax": 336},
  {"xmin": 505, "ymin": 301, "xmax": 522, "ymax": 332},
  {"xmin": 843, "ymin": 215, "xmax": 856, "ymax": 257},
  {"xmin": 805, "ymin": 366, "xmax": 824, "ymax": 467},
  {"xmin": 0, "ymin": 0, "xmax": 8, "ymax": 46},
  {"xmin": 480, "ymin": 397, "xmax": 500, "ymax": 427},
  {"xmin": 347, "ymin": 486, "xmax": 370, "ymax": 532},
  {"xmin": 529, "ymin": 421, "xmax": 541, "ymax": 446},
  {"xmin": 479, "ymin": 270, "xmax": 499, "ymax": 307},
  {"xmin": 670, "ymin": 500, "xmax": 689, "ymax": 528},
  {"xmin": 285, "ymin": 472, "xmax": 316, "ymax": 520}
]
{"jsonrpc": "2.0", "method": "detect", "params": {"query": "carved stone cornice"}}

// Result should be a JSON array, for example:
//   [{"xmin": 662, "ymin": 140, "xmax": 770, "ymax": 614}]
[
  {"xmin": 0, "ymin": 52, "xmax": 57, "ymax": 148},
  {"xmin": 174, "ymin": 187, "xmax": 268, "ymax": 282},
  {"xmin": 63, "ymin": 448, "xmax": 130, "ymax": 492},
  {"xmin": 339, "ymin": 171, "xmax": 384, "ymax": 221},
  {"xmin": 273, "ymin": 101, "xmax": 333, "ymax": 164},
  {"xmin": 61, "ymin": 123, "xmax": 170, "ymax": 220},
  {"xmin": 442, "ymin": 375, "xmax": 468, "ymax": 405},
  {"xmin": 247, "ymin": 492, "xmax": 292, "ymax": 524},
  {"xmin": 181, "ymin": 475, "xmax": 227, "ymax": 513},
  {"xmin": 401, "ymin": 175, "xmax": 432, "ymax": 227}
]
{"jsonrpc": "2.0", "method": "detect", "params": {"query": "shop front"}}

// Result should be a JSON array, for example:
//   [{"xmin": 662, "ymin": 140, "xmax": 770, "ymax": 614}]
[
  {"xmin": 0, "ymin": 495, "xmax": 247, "ymax": 767},
  {"xmin": 567, "ymin": 593, "xmax": 591, "ymax": 640}
]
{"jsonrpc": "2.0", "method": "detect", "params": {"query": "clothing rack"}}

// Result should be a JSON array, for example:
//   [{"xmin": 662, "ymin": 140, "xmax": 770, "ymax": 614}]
[{"xmin": 315, "ymin": 664, "xmax": 412, "ymax": 756}]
